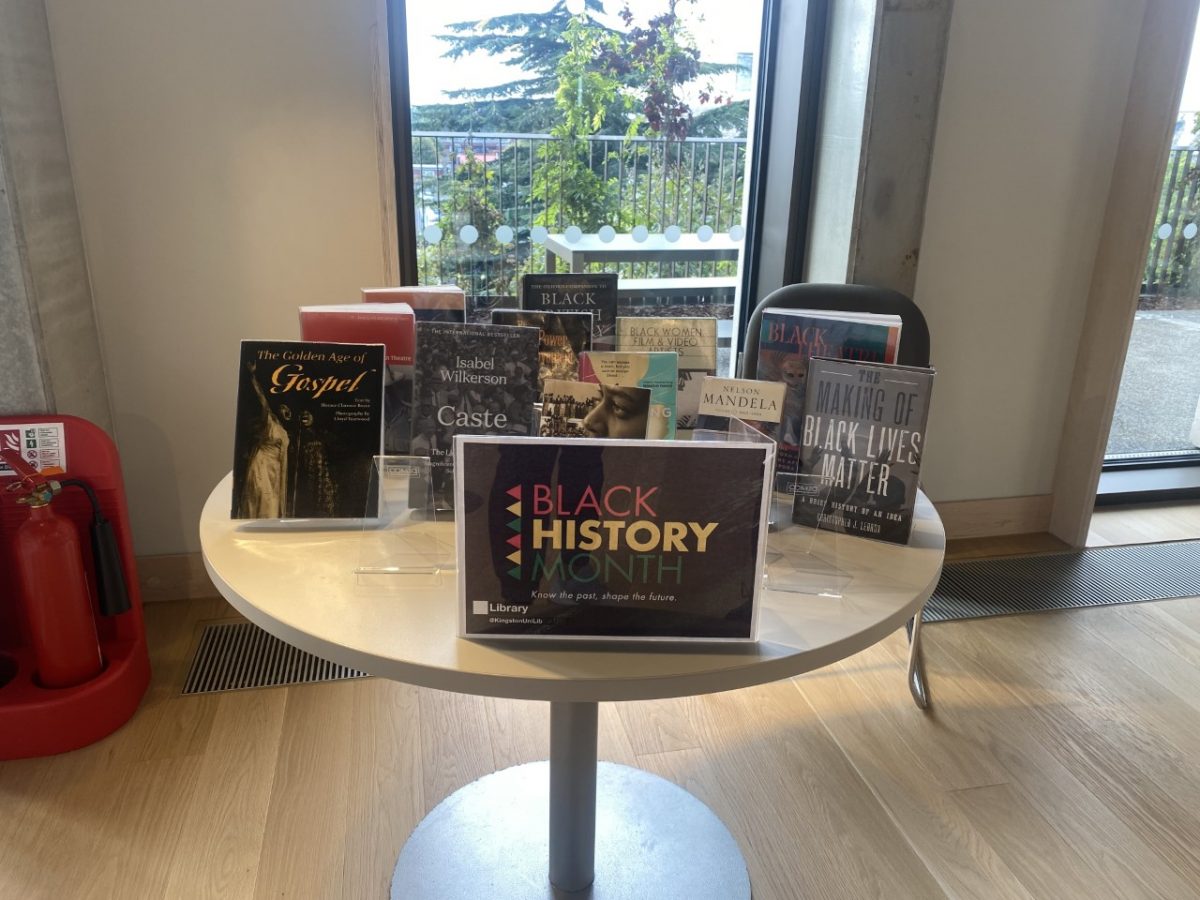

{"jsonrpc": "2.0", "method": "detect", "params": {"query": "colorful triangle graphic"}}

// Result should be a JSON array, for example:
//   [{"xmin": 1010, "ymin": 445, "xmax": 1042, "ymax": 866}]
[
  {"xmin": 507, "ymin": 518, "xmax": 521, "ymax": 533},
  {"xmin": 507, "ymin": 501, "xmax": 521, "ymax": 516},
  {"xmin": 506, "ymin": 485, "xmax": 521, "ymax": 499},
  {"xmin": 507, "ymin": 550, "xmax": 521, "ymax": 565},
  {"xmin": 508, "ymin": 566, "xmax": 521, "ymax": 579},
  {"xmin": 507, "ymin": 534, "xmax": 521, "ymax": 549}
]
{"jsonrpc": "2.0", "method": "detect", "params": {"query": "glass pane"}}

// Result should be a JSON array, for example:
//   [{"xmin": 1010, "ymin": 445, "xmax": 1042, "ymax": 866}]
[
  {"xmin": 1107, "ymin": 19, "xmax": 1200, "ymax": 461},
  {"xmin": 402, "ymin": 0, "xmax": 767, "ymax": 375}
]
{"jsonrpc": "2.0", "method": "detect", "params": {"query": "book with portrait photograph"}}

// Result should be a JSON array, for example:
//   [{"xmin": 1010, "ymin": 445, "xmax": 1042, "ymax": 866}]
[
  {"xmin": 490, "ymin": 308, "xmax": 593, "ymax": 395},
  {"xmin": 756, "ymin": 308, "xmax": 902, "ymax": 473},
  {"xmin": 298, "ymin": 302, "xmax": 415, "ymax": 455},
  {"xmin": 538, "ymin": 378, "xmax": 651, "ymax": 439},
  {"xmin": 793, "ymin": 357, "xmax": 934, "ymax": 544},
  {"xmin": 231, "ymin": 340, "xmax": 385, "ymax": 520},
  {"xmin": 521, "ymin": 273, "xmax": 618, "ymax": 349},
  {"xmin": 578, "ymin": 350, "xmax": 679, "ymax": 439},
  {"xmin": 616, "ymin": 316, "xmax": 717, "ymax": 428},
  {"xmin": 411, "ymin": 321, "xmax": 541, "ymax": 508}
]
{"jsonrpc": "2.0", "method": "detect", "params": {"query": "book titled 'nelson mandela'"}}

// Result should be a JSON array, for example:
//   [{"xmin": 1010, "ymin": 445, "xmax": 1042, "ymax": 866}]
[{"xmin": 411, "ymin": 321, "xmax": 540, "ymax": 507}]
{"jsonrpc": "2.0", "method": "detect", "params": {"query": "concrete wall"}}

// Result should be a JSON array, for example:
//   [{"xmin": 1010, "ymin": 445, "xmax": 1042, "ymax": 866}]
[
  {"xmin": 45, "ymin": 0, "xmax": 389, "ymax": 555},
  {"xmin": 915, "ymin": 0, "xmax": 1148, "ymax": 502}
]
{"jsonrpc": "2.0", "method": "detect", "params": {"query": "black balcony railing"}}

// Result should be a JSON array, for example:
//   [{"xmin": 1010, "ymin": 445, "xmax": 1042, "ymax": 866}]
[{"xmin": 411, "ymin": 131, "xmax": 748, "ymax": 303}]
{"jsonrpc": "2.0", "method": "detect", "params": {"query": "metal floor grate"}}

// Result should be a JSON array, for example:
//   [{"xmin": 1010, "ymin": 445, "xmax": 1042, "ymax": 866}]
[
  {"xmin": 925, "ymin": 539, "xmax": 1200, "ymax": 623},
  {"xmin": 182, "ymin": 621, "xmax": 368, "ymax": 695}
]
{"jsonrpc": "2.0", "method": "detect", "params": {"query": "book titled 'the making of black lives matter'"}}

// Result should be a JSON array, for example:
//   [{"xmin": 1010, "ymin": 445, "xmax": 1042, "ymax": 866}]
[
  {"xmin": 455, "ymin": 436, "xmax": 774, "ymax": 642},
  {"xmin": 411, "ymin": 321, "xmax": 541, "ymax": 508},
  {"xmin": 231, "ymin": 340, "xmax": 384, "ymax": 520},
  {"xmin": 794, "ymin": 357, "xmax": 935, "ymax": 544},
  {"xmin": 521, "ymin": 273, "xmax": 618, "ymax": 349}
]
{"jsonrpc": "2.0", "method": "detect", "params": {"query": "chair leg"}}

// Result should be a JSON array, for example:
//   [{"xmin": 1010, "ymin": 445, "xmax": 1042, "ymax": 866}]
[{"xmin": 906, "ymin": 608, "xmax": 931, "ymax": 710}]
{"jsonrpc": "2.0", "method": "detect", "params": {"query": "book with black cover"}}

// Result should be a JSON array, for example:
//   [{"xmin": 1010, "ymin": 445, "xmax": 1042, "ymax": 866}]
[
  {"xmin": 793, "ymin": 357, "xmax": 934, "ymax": 544},
  {"xmin": 490, "ymin": 308, "xmax": 593, "ymax": 394},
  {"xmin": 756, "ymin": 308, "xmax": 901, "ymax": 473},
  {"xmin": 232, "ymin": 340, "xmax": 384, "ymax": 519},
  {"xmin": 616, "ymin": 316, "xmax": 717, "ymax": 428},
  {"xmin": 521, "ymin": 273, "xmax": 618, "ymax": 349},
  {"xmin": 411, "ymin": 321, "xmax": 540, "ymax": 507}
]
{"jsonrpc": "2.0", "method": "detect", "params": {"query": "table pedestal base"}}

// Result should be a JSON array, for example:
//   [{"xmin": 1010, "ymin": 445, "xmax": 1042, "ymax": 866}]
[{"xmin": 390, "ymin": 760, "xmax": 750, "ymax": 899}]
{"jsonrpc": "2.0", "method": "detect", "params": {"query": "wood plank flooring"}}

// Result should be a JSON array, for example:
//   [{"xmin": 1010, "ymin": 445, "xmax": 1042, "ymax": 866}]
[{"xmin": 2, "ymin": 503, "xmax": 1200, "ymax": 899}]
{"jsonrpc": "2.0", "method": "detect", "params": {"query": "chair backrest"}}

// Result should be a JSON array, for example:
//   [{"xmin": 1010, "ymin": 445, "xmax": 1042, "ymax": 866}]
[{"xmin": 739, "ymin": 283, "xmax": 931, "ymax": 377}]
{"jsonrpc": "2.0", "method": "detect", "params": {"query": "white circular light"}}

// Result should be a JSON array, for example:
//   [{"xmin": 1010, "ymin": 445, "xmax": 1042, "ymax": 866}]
[
  {"xmin": 664, "ymin": 225, "xmax": 682, "ymax": 243},
  {"xmin": 728, "ymin": 224, "xmax": 746, "ymax": 242},
  {"xmin": 1158, "ymin": 223, "xmax": 1173, "ymax": 240},
  {"xmin": 598, "ymin": 225, "xmax": 617, "ymax": 243},
  {"xmin": 495, "ymin": 225, "xmax": 515, "ymax": 244},
  {"xmin": 632, "ymin": 225, "xmax": 649, "ymax": 243},
  {"xmin": 531, "ymin": 225, "xmax": 549, "ymax": 244},
  {"xmin": 422, "ymin": 225, "xmax": 443, "ymax": 244},
  {"xmin": 697, "ymin": 225, "xmax": 714, "ymax": 242},
  {"xmin": 564, "ymin": 225, "xmax": 583, "ymax": 243},
  {"xmin": 1185, "ymin": 223, "xmax": 1198, "ymax": 240},
  {"xmin": 459, "ymin": 225, "xmax": 479, "ymax": 245}
]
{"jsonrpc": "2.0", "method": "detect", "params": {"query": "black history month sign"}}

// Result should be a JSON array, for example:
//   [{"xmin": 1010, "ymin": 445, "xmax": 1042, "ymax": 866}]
[{"xmin": 455, "ymin": 436, "xmax": 773, "ymax": 642}]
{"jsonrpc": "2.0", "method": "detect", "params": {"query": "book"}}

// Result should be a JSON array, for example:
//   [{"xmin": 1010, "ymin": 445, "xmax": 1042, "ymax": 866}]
[
  {"xmin": 411, "ymin": 321, "xmax": 540, "ymax": 507},
  {"xmin": 616, "ymin": 317, "xmax": 717, "ymax": 428},
  {"xmin": 362, "ymin": 285, "xmax": 466, "ymax": 323},
  {"xmin": 538, "ymin": 378, "xmax": 651, "ymax": 438},
  {"xmin": 756, "ymin": 308, "xmax": 902, "ymax": 473},
  {"xmin": 298, "ymin": 303, "xmax": 415, "ymax": 455},
  {"xmin": 694, "ymin": 377, "xmax": 787, "ymax": 437},
  {"xmin": 231, "ymin": 340, "xmax": 384, "ymax": 520},
  {"xmin": 579, "ymin": 350, "xmax": 679, "ymax": 439},
  {"xmin": 521, "ymin": 273, "xmax": 618, "ymax": 349},
  {"xmin": 489, "ymin": 309, "xmax": 593, "ymax": 395},
  {"xmin": 793, "ymin": 357, "xmax": 934, "ymax": 544}
]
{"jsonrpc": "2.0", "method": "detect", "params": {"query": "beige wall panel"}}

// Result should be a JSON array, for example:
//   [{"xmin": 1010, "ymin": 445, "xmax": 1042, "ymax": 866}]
[{"xmin": 46, "ymin": 0, "xmax": 389, "ymax": 554}]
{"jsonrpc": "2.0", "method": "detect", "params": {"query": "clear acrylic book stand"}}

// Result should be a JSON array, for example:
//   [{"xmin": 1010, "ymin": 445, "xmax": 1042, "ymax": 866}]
[
  {"xmin": 692, "ymin": 419, "xmax": 847, "ymax": 599},
  {"xmin": 355, "ymin": 456, "xmax": 453, "ymax": 581}
]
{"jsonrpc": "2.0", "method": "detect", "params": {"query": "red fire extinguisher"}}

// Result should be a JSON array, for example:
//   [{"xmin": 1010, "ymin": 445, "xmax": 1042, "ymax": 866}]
[{"xmin": 2, "ymin": 449, "xmax": 103, "ymax": 689}]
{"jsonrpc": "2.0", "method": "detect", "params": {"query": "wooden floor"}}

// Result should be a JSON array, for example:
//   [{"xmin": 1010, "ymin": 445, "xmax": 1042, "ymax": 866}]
[{"xmin": 2, "ymin": 503, "xmax": 1200, "ymax": 899}]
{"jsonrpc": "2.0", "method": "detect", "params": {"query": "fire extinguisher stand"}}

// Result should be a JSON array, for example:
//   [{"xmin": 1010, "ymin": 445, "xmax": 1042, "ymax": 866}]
[{"xmin": 0, "ymin": 415, "xmax": 151, "ymax": 759}]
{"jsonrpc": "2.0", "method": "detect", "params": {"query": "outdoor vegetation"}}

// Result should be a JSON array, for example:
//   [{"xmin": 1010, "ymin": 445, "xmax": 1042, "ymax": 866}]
[{"xmin": 411, "ymin": 0, "xmax": 752, "ymax": 309}]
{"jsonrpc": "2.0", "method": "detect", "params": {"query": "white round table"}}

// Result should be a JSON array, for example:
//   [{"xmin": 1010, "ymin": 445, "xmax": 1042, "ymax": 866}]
[{"xmin": 200, "ymin": 474, "xmax": 945, "ymax": 898}]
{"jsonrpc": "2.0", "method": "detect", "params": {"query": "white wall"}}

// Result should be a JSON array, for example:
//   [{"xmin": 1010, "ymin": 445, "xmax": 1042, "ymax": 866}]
[
  {"xmin": 45, "ymin": 0, "xmax": 389, "ymax": 555},
  {"xmin": 915, "ymin": 0, "xmax": 1147, "ymax": 502}
]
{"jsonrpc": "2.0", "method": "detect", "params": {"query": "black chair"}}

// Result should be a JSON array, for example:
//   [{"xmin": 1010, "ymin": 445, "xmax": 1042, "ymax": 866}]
[{"xmin": 741, "ymin": 283, "xmax": 933, "ymax": 710}]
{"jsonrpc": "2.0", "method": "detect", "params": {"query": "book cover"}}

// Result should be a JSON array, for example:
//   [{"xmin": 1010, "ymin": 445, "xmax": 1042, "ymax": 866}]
[
  {"xmin": 578, "ymin": 350, "xmax": 679, "ymax": 439},
  {"xmin": 757, "ymin": 308, "xmax": 902, "ymax": 473},
  {"xmin": 793, "ymin": 357, "xmax": 934, "ymax": 544},
  {"xmin": 232, "ymin": 340, "xmax": 384, "ymax": 520},
  {"xmin": 456, "ymin": 436, "xmax": 774, "ymax": 641},
  {"xmin": 521, "ymin": 273, "xmax": 618, "ymax": 349},
  {"xmin": 538, "ymin": 379, "xmax": 651, "ymax": 439},
  {"xmin": 694, "ymin": 377, "xmax": 786, "ymax": 438},
  {"xmin": 299, "ymin": 303, "xmax": 415, "ymax": 455},
  {"xmin": 616, "ymin": 317, "xmax": 717, "ymax": 428},
  {"xmin": 411, "ymin": 321, "xmax": 540, "ymax": 507},
  {"xmin": 363, "ymin": 285, "xmax": 466, "ymax": 323},
  {"xmin": 490, "ymin": 309, "xmax": 593, "ymax": 395}
]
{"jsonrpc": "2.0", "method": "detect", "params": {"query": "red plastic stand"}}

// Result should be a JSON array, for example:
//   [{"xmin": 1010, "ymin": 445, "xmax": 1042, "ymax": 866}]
[{"xmin": 0, "ymin": 415, "xmax": 151, "ymax": 758}]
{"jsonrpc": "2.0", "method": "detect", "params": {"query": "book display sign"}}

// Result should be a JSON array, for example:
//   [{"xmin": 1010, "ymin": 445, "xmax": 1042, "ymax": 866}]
[
  {"xmin": 795, "ymin": 357, "xmax": 935, "ymax": 544},
  {"xmin": 455, "ymin": 435, "xmax": 774, "ymax": 642}
]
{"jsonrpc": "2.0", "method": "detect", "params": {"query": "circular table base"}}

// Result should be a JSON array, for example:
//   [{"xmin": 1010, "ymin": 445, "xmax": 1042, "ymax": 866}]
[{"xmin": 392, "ymin": 761, "xmax": 750, "ymax": 899}]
